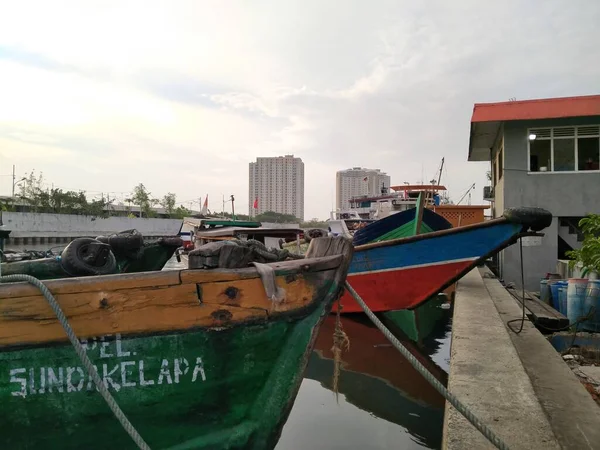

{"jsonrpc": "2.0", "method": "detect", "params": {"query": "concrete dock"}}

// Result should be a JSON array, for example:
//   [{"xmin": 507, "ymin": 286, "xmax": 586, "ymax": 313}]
[{"xmin": 443, "ymin": 268, "xmax": 600, "ymax": 449}]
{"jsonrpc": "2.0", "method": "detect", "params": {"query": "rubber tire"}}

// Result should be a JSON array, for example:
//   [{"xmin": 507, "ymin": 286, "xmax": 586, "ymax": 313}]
[
  {"xmin": 108, "ymin": 229, "xmax": 144, "ymax": 252},
  {"xmin": 158, "ymin": 236, "xmax": 184, "ymax": 247},
  {"xmin": 60, "ymin": 238, "xmax": 117, "ymax": 276},
  {"xmin": 503, "ymin": 207, "xmax": 553, "ymax": 232}
]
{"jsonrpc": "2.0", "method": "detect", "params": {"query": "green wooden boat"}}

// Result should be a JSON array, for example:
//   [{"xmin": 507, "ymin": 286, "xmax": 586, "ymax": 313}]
[
  {"xmin": 0, "ymin": 231, "xmax": 183, "ymax": 281},
  {"xmin": 0, "ymin": 236, "xmax": 353, "ymax": 449}
]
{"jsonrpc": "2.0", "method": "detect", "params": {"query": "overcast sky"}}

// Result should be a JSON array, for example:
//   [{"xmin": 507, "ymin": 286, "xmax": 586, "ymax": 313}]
[{"xmin": 1, "ymin": 1, "xmax": 599, "ymax": 219}]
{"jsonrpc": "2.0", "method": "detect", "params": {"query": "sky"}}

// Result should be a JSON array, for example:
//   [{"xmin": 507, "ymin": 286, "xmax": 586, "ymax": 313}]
[{"xmin": 0, "ymin": 1, "xmax": 599, "ymax": 220}]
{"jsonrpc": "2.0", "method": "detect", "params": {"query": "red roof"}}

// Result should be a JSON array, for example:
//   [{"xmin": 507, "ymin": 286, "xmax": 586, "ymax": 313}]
[{"xmin": 471, "ymin": 94, "xmax": 600, "ymax": 123}]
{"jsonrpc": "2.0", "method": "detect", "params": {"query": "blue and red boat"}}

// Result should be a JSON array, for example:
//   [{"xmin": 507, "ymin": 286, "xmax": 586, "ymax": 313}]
[{"xmin": 335, "ymin": 207, "xmax": 552, "ymax": 313}]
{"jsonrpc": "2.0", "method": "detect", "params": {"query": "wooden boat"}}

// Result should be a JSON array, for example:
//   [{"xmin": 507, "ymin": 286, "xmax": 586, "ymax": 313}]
[
  {"xmin": 0, "ymin": 236, "xmax": 353, "ymax": 449},
  {"xmin": 351, "ymin": 194, "xmax": 452, "ymax": 246},
  {"xmin": 303, "ymin": 315, "xmax": 447, "ymax": 448},
  {"xmin": 1, "ymin": 231, "xmax": 183, "ymax": 281},
  {"xmin": 335, "ymin": 207, "xmax": 553, "ymax": 313}
]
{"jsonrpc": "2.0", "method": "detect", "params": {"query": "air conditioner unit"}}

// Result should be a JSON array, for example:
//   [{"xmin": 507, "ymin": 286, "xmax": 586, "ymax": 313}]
[{"xmin": 483, "ymin": 186, "xmax": 494, "ymax": 201}]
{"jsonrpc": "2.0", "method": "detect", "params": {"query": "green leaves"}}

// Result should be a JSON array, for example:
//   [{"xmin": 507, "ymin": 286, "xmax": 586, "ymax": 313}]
[{"xmin": 567, "ymin": 214, "xmax": 600, "ymax": 275}]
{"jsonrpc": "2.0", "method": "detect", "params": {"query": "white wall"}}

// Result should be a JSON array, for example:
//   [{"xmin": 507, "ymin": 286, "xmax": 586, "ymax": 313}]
[{"xmin": 1, "ymin": 212, "xmax": 182, "ymax": 238}]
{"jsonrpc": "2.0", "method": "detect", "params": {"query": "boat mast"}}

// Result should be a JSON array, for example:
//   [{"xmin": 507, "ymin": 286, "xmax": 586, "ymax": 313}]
[{"xmin": 437, "ymin": 157, "xmax": 445, "ymax": 185}]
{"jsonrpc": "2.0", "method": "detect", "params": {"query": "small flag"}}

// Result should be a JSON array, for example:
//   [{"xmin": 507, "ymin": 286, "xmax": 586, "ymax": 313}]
[
  {"xmin": 363, "ymin": 177, "xmax": 368, "ymax": 181},
  {"xmin": 253, "ymin": 198, "xmax": 258, "ymax": 209},
  {"xmin": 201, "ymin": 195, "xmax": 208, "ymax": 215}
]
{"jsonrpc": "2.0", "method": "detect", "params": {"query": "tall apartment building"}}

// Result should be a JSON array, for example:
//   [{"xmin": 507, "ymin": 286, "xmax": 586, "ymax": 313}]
[
  {"xmin": 248, "ymin": 155, "xmax": 305, "ymax": 220},
  {"xmin": 336, "ymin": 167, "xmax": 391, "ymax": 210}
]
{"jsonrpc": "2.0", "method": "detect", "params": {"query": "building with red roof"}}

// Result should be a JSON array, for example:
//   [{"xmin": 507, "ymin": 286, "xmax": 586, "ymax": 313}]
[{"xmin": 467, "ymin": 94, "xmax": 600, "ymax": 289}]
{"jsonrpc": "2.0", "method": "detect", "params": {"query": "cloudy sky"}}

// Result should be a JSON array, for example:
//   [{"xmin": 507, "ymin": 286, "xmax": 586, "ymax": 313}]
[{"xmin": 1, "ymin": 1, "xmax": 599, "ymax": 219}]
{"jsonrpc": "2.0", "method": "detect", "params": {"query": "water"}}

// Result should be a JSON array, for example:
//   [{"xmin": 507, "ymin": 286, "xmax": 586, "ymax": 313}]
[{"xmin": 6, "ymin": 249, "xmax": 452, "ymax": 449}]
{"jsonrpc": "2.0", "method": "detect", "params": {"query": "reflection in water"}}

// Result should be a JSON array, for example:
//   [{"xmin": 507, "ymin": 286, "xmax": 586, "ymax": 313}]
[{"xmin": 278, "ymin": 312, "xmax": 452, "ymax": 450}]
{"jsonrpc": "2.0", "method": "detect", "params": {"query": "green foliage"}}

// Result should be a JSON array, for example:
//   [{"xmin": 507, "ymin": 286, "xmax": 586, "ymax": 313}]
[
  {"xmin": 254, "ymin": 211, "xmax": 299, "ymax": 223},
  {"xmin": 300, "ymin": 218, "xmax": 328, "ymax": 228},
  {"xmin": 131, "ymin": 183, "xmax": 158, "ymax": 218},
  {"xmin": 161, "ymin": 193, "xmax": 177, "ymax": 217},
  {"xmin": 172, "ymin": 206, "xmax": 192, "ymax": 219},
  {"xmin": 566, "ymin": 214, "xmax": 600, "ymax": 276}
]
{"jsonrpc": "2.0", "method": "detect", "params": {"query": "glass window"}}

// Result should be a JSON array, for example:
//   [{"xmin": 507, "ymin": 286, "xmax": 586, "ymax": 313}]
[
  {"xmin": 529, "ymin": 140, "xmax": 551, "ymax": 172},
  {"xmin": 578, "ymin": 137, "xmax": 600, "ymax": 171},
  {"xmin": 553, "ymin": 139, "xmax": 575, "ymax": 171}
]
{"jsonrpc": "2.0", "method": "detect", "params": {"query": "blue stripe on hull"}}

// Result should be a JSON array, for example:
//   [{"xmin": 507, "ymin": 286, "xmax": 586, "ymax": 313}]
[{"xmin": 350, "ymin": 221, "xmax": 523, "ymax": 274}]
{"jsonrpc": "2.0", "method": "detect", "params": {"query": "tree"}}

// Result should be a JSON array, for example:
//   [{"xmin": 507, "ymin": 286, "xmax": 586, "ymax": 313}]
[
  {"xmin": 254, "ymin": 211, "xmax": 299, "ymax": 223},
  {"xmin": 173, "ymin": 205, "xmax": 192, "ymax": 219},
  {"xmin": 161, "ymin": 193, "xmax": 177, "ymax": 217},
  {"xmin": 18, "ymin": 170, "xmax": 46, "ymax": 212},
  {"xmin": 300, "ymin": 218, "xmax": 328, "ymax": 228},
  {"xmin": 131, "ymin": 183, "xmax": 158, "ymax": 218}
]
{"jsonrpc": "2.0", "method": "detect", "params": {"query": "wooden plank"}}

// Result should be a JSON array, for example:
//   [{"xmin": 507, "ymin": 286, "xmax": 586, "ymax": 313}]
[
  {"xmin": 180, "ymin": 254, "xmax": 341, "ymax": 283},
  {"xmin": 0, "ymin": 270, "xmax": 331, "ymax": 347},
  {"xmin": 507, "ymin": 287, "xmax": 569, "ymax": 330},
  {"xmin": 0, "ymin": 270, "xmax": 182, "ymax": 299},
  {"xmin": 412, "ymin": 191, "xmax": 425, "ymax": 236}
]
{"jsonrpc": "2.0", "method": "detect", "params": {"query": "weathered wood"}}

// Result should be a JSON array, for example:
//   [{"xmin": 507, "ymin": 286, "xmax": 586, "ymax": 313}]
[
  {"xmin": 507, "ymin": 287, "xmax": 569, "ymax": 330},
  {"xmin": 413, "ymin": 191, "xmax": 425, "ymax": 236},
  {"xmin": 0, "ymin": 267, "xmax": 333, "ymax": 347},
  {"xmin": 180, "ymin": 254, "xmax": 343, "ymax": 284},
  {"xmin": 0, "ymin": 270, "xmax": 182, "ymax": 299}
]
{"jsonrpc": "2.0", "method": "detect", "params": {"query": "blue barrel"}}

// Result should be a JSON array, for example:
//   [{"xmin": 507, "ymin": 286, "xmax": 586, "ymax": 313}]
[
  {"xmin": 567, "ymin": 279, "xmax": 588, "ymax": 326},
  {"xmin": 559, "ymin": 286, "xmax": 568, "ymax": 316},
  {"xmin": 540, "ymin": 279, "xmax": 551, "ymax": 304},
  {"xmin": 582, "ymin": 280, "xmax": 600, "ymax": 332},
  {"xmin": 549, "ymin": 281, "xmax": 563, "ymax": 311}
]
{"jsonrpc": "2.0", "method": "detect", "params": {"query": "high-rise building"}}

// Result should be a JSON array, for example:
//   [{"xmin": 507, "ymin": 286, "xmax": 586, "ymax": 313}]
[
  {"xmin": 336, "ymin": 167, "xmax": 391, "ymax": 210},
  {"xmin": 249, "ymin": 155, "xmax": 305, "ymax": 220}
]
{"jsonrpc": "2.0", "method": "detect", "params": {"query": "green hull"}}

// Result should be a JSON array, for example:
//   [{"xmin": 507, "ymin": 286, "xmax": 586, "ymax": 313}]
[
  {"xmin": 381, "ymin": 295, "xmax": 447, "ymax": 342},
  {"xmin": 1, "ymin": 296, "xmax": 329, "ymax": 449}
]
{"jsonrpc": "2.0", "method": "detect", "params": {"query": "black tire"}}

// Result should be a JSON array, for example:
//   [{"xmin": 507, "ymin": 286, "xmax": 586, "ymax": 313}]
[
  {"xmin": 108, "ymin": 229, "xmax": 144, "ymax": 255},
  {"xmin": 60, "ymin": 238, "xmax": 117, "ymax": 276},
  {"xmin": 503, "ymin": 207, "xmax": 553, "ymax": 232},
  {"xmin": 158, "ymin": 236, "xmax": 184, "ymax": 247}
]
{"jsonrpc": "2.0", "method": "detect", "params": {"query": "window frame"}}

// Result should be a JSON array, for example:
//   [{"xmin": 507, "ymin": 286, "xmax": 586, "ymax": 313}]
[{"xmin": 527, "ymin": 124, "xmax": 600, "ymax": 174}]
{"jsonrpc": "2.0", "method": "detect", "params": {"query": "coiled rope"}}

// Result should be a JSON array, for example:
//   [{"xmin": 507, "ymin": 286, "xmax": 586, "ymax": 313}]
[
  {"xmin": 344, "ymin": 281, "xmax": 511, "ymax": 450},
  {"xmin": 0, "ymin": 260, "xmax": 150, "ymax": 450}
]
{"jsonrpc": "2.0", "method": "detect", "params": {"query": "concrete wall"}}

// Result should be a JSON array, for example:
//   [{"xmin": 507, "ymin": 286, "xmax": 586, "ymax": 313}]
[
  {"xmin": 0, "ymin": 212, "xmax": 182, "ymax": 239},
  {"xmin": 499, "ymin": 116, "xmax": 600, "ymax": 289}
]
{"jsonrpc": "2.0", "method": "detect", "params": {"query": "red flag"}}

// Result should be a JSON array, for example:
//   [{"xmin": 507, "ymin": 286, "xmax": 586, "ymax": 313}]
[
  {"xmin": 253, "ymin": 198, "xmax": 258, "ymax": 209},
  {"xmin": 363, "ymin": 177, "xmax": 368, "ymax": 181}
]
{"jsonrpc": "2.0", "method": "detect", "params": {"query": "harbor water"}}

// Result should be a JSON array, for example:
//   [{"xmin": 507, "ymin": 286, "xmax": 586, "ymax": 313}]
[{"xmin": 6, "ymin": 246, "xmax": 452, "ymax": 449}]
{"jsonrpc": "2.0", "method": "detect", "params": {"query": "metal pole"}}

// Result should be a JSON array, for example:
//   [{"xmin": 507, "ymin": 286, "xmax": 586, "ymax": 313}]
[{"xmin": 11, "ymin": 165, "xmax": 15, "ymax": 197}]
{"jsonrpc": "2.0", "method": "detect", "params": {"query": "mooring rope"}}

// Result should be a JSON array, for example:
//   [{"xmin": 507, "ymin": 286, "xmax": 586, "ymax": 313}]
[
  {"xmin": 344, "ymin": 281, "xmax": 511, "ymax": 450},
  {"xmin": 0, "ymin": 270, "xmax": 150, "ymax": 450}
]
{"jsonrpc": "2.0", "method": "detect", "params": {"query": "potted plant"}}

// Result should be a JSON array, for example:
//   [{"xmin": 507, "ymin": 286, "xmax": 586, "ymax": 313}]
[{"xmin": 567, "ymin": 214, "xmax": 600, "ymax": 280}]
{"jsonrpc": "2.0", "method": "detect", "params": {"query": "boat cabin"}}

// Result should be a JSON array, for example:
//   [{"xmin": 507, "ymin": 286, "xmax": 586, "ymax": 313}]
[{"xmin": 347, "ymin": 185, "xmax": 447, "ymax": 220}]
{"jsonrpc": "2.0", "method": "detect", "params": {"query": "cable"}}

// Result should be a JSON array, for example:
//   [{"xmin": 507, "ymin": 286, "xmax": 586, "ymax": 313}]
[{"xmin": 507, "ymin": 238, "xmax": 526, "ymax": 334}]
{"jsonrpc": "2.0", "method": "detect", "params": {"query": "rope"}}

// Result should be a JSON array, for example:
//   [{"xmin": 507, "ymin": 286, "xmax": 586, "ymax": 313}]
[
  {"xmin": 331, "ymin": 297, "xmax": 349, "ymax": 402},
  {"xmin": 344, "ymin": 281, "xmax": 511, "ymax": 450},
  {"xmin": 0, "ymin": 270, "xmax": 151, "ymax": 450}
]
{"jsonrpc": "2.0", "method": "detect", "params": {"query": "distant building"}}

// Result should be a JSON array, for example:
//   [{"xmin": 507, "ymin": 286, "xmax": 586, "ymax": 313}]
[
  {"xmin": 336, "ymin": 167, "xmax": 391, "ymax": 212},
  {"xmin": 468, "ymin": 94, "xmax": 600, "ymax": 290},
  {"xmin": 248, "ymin": 155, "xmax": 305, "ymax": 220}
]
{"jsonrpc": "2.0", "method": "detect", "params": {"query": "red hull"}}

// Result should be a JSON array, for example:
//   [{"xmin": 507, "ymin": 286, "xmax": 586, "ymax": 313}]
[{"xmin": 335, "ymin": 260, "xmax": 473, "ymax": 313}]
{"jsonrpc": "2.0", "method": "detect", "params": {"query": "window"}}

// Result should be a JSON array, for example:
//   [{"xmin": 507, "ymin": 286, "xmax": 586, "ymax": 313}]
[{"xmin": 528, "ymin": 125, "xmax": 600, "ymax": 173}]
